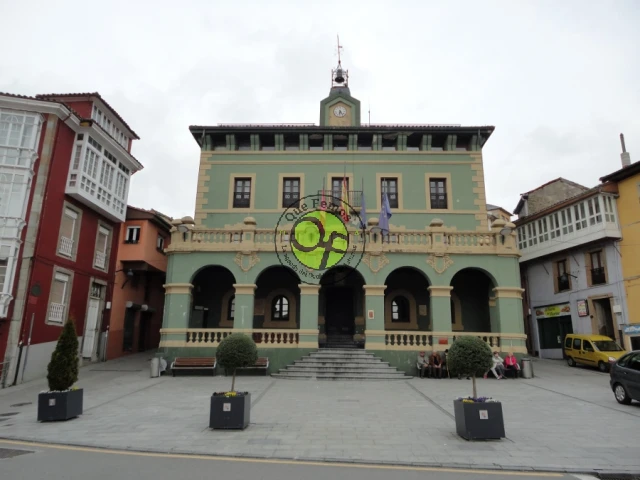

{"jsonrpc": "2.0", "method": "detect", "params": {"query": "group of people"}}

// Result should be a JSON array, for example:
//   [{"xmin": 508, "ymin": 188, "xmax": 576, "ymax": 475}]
[{"xmin": 416, "ymin": 350, "xmax": 521, "ymax": 379}]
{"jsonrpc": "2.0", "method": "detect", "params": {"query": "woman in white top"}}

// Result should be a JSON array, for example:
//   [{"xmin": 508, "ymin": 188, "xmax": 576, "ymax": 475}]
[{"xmin": 485, "ymin": 351, "xmax": 505, "ymax": 379}]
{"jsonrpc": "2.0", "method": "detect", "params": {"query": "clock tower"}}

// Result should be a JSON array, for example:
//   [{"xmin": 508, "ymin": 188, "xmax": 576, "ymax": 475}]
[{"xmin": 319, "ymin": 57, "xmax": 361, "ymax": 127}]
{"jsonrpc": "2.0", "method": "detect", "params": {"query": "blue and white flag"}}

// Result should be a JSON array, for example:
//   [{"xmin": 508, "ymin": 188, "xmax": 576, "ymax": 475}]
[{"xmin": 378, "ymin": 192, "xmax": 392, "ymax": 233}]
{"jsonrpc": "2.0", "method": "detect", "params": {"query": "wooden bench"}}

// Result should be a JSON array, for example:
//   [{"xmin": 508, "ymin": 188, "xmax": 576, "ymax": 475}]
[
  {"xmin": 226, "ymin": 357, "xmax": 270, "ymax": 376},
  {"xmin": 171, "ymin": 357, "xmax": 216, "ymax": 376}
]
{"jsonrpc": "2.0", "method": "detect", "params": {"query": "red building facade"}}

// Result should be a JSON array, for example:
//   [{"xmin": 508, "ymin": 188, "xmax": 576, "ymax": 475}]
[{"xmin": 0, "ymin": 93, "xmax": 143, "ymax": 386}]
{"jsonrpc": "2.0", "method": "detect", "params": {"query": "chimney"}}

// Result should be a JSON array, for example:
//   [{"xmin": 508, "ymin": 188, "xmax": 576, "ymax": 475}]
[{"xmin": 620, "ymin": 133, "xmax": 631, "ymax": 168}]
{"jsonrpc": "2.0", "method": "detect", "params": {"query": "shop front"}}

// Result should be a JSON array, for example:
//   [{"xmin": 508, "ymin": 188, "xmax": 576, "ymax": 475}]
[
  {"xmin": 534, "ymin": 302, "xmax": 573, "ymax": 359},
  {"xmin": 622, "ymin": 324, "xmax": 640, "ymax": 351}
]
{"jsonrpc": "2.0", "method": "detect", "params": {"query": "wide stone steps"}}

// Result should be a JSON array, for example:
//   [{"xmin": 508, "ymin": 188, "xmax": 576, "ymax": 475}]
[{"xmin": 272, "ymin": 349, "xmax": 412, "ymax": 380}]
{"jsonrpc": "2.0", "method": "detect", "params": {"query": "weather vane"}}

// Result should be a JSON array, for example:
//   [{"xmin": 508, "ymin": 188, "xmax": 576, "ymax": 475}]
[{"xmin": 336, "ymin": 34, "xmax": 343, "ymax": 65}]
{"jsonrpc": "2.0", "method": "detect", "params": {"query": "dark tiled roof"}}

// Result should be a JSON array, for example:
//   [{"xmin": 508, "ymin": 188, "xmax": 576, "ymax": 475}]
[
  {"xmin": 0, "ymin": 91, "xmax": 84, "ymax": 118},
  {"xmin": 191, "ymin": 124, "xmax": 495, "ymax": 131},
  {"xmin": 600, "ymin": 159, "xmax": 640, "ymax": 183},
  {"xmin": 35, "ymin": 92, "xmax": 139, "ymax": 139},
  {"xmin": 127, "ymin": 205, "xmax": 173, "ymax": 229}
]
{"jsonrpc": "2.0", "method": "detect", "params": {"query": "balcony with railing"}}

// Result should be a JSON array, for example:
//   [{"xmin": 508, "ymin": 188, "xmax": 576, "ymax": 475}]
[
  {"xmin": 94, "ymin": 251, "xmax": 106, "ymax": 269},
  {"xmin": 516, "ymin": 193, "xmax": 621, "ymax": 262},
  {"xmin": 317, "ymin": 190, "xmax": 363, "ymax": 208},
  {"xmin": 48, "ymin": 302, "xmax": 66, "ymax": 324},
  {"xmin": 58, "ymin": 237, "xmax": 74, "ymax": 257},
  {"xmin": 591, "ymin": 267, "xmax": 606, "ymax": 285},
  {"xmin": 167, "ymin": 217, "xmax": 518, "ymax": 256}
]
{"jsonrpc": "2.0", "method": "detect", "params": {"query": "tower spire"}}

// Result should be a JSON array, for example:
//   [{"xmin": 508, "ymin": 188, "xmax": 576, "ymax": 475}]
[{"xmin": 332, "ymin": 35, "xmax": 348, "ymax": 88}]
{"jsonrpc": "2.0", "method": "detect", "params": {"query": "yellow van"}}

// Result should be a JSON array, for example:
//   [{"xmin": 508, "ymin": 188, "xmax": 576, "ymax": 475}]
[{"xmin": 564, "ymin": 334, "xmax": 626, "ymax": 372}]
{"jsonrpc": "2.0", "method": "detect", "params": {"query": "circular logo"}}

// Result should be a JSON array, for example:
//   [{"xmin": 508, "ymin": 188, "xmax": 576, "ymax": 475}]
[{"xmin": 275, "ymin": 194, "xmax": 366, "ymax": 285}]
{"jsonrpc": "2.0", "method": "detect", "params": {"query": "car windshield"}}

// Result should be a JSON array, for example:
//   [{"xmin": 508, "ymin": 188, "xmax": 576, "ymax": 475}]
[{"xmin": 593, "ymin": 340, "xmax": 623, "ymax": 352}]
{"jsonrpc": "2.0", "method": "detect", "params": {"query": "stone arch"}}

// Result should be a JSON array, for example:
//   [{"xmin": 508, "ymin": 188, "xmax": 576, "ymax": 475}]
[
  {"xmin": 190, "ymin": 265, "xmax": 237, "ymax": 328},
  {"xmin": 449, "ymin": 268, "xmax": 497, "ymax": 333},
  {"xmin": 254, "ymin": 266, "xmax": 300, "ymax": 329},
  {"xmin": 384, "ymin": 267, "xmax": 431, "ymax": 331}
]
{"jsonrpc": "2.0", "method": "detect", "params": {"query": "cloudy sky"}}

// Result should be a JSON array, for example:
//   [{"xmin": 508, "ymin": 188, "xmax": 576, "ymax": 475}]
[{"xmin": 2, "ymin": 0, "xmax": 639, "ymax": 219}]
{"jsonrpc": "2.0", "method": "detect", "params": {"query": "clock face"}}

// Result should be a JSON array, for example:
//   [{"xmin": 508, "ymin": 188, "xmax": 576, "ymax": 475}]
[{"xmin": 333, "ymin": 105, "xmax": 347, "ymax": 118}]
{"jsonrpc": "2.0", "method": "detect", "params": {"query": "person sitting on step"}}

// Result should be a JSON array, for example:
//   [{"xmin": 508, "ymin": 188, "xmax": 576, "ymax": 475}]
[
  {"xmin": 429, "ymin": 351, "xmax": 443, "ymax": 379},
  {"xmin": 503, "ymin": 352, "xmax": 520, "ymax": 378},
  {"xmin": 416, "ymin": 351, "xmax": 429, "ymax": 378}
]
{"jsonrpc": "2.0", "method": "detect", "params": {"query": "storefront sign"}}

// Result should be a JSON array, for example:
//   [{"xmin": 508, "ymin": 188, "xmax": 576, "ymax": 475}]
[
  {"xmin": 623, "ymin": 324, "xmax": 640, "ymax": 335},
  {"xmin": 577, "ymin": 300, "xmax": 589, "ymax": 317},
  {"xmin": 534, "ymin": 303, "xmax": 571, "ymax": 319}
]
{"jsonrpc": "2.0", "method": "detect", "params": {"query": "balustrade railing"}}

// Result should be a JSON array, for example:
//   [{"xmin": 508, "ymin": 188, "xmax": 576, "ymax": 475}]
[
  {"xmin": 379, "ymin": 331, "xmax": 526, "ymax": 349},
  {"xmin": 169, "ymin": 225, "xmax": 516, "ymax": 254},
  {"xmin": 163, "ymin": 328, "xmax": 301, "ymax": 348}
]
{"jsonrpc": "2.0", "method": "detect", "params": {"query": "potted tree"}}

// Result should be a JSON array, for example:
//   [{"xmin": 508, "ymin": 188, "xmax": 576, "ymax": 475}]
[
  {"xmin": 447, "ymin": 336, "xmax": 505, "ymax": 440},
  {"xmin": 210, "ymin": 333, "xmax": 258, "ymax": 430},
  {"xmin": 37, "ymin": 316, "xmax": 83, "ymax": 422}
]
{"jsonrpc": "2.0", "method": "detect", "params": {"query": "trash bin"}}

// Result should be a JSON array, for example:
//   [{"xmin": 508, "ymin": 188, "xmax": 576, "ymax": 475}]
[
  {"xmin": 521, "ymin": 358, "xmax": 533, "ymax": 379},
  {"xmin": 150, "ymin": 357, "xmax": 160, "ymax": 378}
]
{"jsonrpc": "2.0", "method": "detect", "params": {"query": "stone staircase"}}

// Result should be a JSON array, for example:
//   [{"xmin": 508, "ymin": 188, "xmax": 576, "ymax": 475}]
[
  {"xmin": 271, "ymin": 349, "xmax": 413, "ymax": 380},
  {"xmin": 324, "ymin": 334, "xmax": 360, "ymax": 349}
]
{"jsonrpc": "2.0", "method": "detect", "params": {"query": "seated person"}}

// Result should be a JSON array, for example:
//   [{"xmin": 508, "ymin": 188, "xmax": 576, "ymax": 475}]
[
  {"xmin": 503, "ymin": 352, "xmax": 521, "ymax": 378},
  {"xmin": 416, "ymin": 351, "xmax": 429, "ymax": 378},
  {"xmin": 484, "ymin": 351, "xmax": 506, "ymax": 379},
  {"xmin": 429, "ymin": 351, "xmax": 443, "ymax": 379}
]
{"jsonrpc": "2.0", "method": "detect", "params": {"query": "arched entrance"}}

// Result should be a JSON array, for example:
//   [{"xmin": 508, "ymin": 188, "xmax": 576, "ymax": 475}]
[
  {"xmin": 449, "ymin": 268, "xmax": 496, "ymax": 332},
  {"xmin": 384, "ymin": 267, "xmax": 430, "ymax": 331},
  {"xmin": 319, "ymin": 267, "xmax": 365, "ymax": 348},
  {"xmin": 253, "ymin": 266, "xmax": 300, "ymax": 329},
  {"xmin": 190, "ymin": 266, "xmax": 236, "ymax": 328}
]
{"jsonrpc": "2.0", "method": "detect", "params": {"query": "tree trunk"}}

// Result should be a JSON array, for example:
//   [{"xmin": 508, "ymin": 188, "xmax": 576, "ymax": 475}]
[
  {"xmin": 231, "ymin": 369, "xmax": 236, "ymax": 392},
  {"xmin": 472, "ymin": 375, "xmax": 477, "ymax": 399}
]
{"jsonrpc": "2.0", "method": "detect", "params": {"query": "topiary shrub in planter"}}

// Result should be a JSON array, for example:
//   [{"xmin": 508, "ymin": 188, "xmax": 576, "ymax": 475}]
[
  {"xmin": 210, "ymin": 333, "xmax": 258, "ymax": 430},
  {"xmin": 447, "ymin": 336, "xmax": 505, "ymax": 440},
  {"xmin": 38, "ymin": 316, "xmax": 83, "ymax": 422}
]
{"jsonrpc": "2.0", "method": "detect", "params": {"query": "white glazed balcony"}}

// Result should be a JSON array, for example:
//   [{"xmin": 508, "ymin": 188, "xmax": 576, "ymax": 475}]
[{"xmin": 517, "ymin": 193, "xmax": 621, "ymax": 263}]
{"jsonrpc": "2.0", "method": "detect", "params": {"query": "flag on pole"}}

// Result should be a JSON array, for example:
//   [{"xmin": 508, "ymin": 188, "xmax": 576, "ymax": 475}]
[
  {"xmin": 378, "ymin": 192, "xmax": 392, "ymax": 234},
  {"xmin": 359, "ymin": 178, "xmax": 367, "ymax": 229},
  {"xmin": 340, "ymin": 176, "xmax": 349, "ymax": 223}
]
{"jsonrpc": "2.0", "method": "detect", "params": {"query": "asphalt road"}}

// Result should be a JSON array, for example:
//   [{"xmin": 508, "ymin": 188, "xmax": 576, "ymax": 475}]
[{"xmin": 0, "ymin": 440, "xmax": 593, "ymax": 480}]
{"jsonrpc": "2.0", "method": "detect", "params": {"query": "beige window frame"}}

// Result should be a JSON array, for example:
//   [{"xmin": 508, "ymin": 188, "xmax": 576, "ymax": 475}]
[
  {"xmin": 553, "ymin": 258, "xmax": 572, "ymax": 293},
  {"xmin": 57, "ymin": 204, "xmax": 82, "ymax": 260},
  {"xmin": 94, "ymin": 224, "xmax": 111, "ymax": 270},
  {"xmin": 47, "ymin": 268, "xmax": 73, "ymax": 325},
  {"xmin": 585, "ymin": 248, "xmax": 608, "ymax": 287},
  {"xmin": 425, "ymin": 173, "xmax": 453, "ymax": 212}
]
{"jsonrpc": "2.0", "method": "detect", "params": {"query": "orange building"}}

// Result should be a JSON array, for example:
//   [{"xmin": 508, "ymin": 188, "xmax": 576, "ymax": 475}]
[{"xmin": 106, "ymin": 206, "xmax": 172, "ymax": 360}]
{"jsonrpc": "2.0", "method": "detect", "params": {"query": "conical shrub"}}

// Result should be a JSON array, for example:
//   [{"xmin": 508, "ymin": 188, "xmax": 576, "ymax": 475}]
[{"xmin": 46, "ymin": 315, "xmax": 79, "ymax": 391}]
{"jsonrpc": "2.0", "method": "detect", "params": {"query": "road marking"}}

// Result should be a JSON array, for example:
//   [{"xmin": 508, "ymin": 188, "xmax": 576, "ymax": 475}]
[{"xmin": 0, "ymin": 438, "xmax": 563, "ymax": 477}]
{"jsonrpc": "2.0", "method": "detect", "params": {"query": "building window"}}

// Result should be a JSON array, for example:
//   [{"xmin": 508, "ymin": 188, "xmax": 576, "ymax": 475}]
[
  {"xmin": 58, "ymin": 207, "xmax": 79, "ymax": 258},
  {"xmin": 537, "ymin": 218, "xmax": 549, "ymax": 243},
  {"xmin": 587, "ymin": 198, "xmax": 602, "ymax": 225},
  {"xmin": 156, "ymin": 235, "xmax": 165, "ymax": 251},
  {"xmin": 233, "ymin": 178, "xmax": 251, "ymax": 208},
  {"xmin": 391, "ymin": 296, "xmax": 410, "ymax": 322},
  {"xmin": 549, "ymin": 213, "xmax": 561, "ymax": 239},
  {"xmin": 0, "ymin": 111, "xmax": 39, "ymax": 149},
  {"xmin": 603, "ymin": 196, "xmax": 616, "ymax": 223},
  {"xmin": 272, "ymin": 295, "xmax": 289, "ymax": 320},
  {"xmin": 517, "ymin": 227, "xmax": 527, "ymax": 250},
  {"xmin": 228, "ymin": 295, "xmax": 235, "ymax": 321},
  {"xmin": 590, "ymin": 251, "xmax": 606, "ymax": 285},
  {"xmin": 331, "ymin": 177, "xmax": 348, "ymax": 200},
  {"xmin": 429, "ymin": 178, "xmax": 447, "ymax": 209},
  {"xmin": 555, "ymin": 259, "xmax": 571, "ymax": 292},
  {"xmin": 282, "ymin": 178, "xmax": 300, "ymax": 208},
  {"xmin": 94, "ymin": 226, "xmax": 110, "ymax": 270},
  {"xmin": 527, "ymin": 223, "xmax": 537, "ymax": 247},
  {"xmin": 574, "ymin": 202, "xmax": 587, "ymax": 230},
  {"xmin": 561, "ymin": 208, "xmax": 574, "ymax": 235},
  {"xmin": 48, "ymin": 272, "xmax": 70, "ymax": 325},
  {"xmin": 125, "ymin": 226, "xmax": 140, "ymax": 244},
  {"xmin": 0, "ymin": 258, "xmax": 7, "ymax": 293},
  {"xmin": 381, "ymin": 177, "xmax": 399, "ymax": 209}
]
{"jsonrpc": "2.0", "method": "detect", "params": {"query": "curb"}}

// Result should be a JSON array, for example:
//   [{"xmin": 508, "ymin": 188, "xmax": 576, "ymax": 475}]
[{"xmin": 1, "ymin": 435, "xmax": 639, "ymax": 477}]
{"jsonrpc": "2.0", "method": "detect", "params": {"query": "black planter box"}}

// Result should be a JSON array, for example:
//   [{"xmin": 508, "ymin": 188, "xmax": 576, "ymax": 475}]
[
  {"xmin": 38, "ymin": 389, "xmax": 83, "ymax": 422},
  {"xmin": 209, "ymin": 393, "xmax": 251, "ymax": 430},
  {"xmin": 453, "ymin": 399, "xmax": 505, "ymax": 440}
]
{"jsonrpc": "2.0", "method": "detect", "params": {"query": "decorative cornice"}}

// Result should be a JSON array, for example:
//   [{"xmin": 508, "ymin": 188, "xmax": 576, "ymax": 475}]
[
  {"xmin": 492, "ymin": 287, "xmax": 525, "ymax": 299},
  {"xmin": 363, "ymin": 285, "xmax": 386, "ymax": 296},
  {"xmin": 428, "ymin": 286, "xmax": 454, "ymax": 297},
  {"xmin": 163, "ymin": 283, "xmax": 193, "ymax": 295},
  {"xmin": 233, "ymin": 283, "xmax": 257, "ymax": 295}
]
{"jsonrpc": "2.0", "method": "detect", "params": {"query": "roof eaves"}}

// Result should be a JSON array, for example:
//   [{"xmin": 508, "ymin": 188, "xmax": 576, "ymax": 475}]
[
  {"xmin": 514, "ymin": 186, "xmax": 606, "ymax": 225},
  {"xmin": 35, "ymin": 92, "xmax": 140, "ymax": 140},
  {"xmin": 600, "ymin": 160, "xmax": 640, "ymax": 183}
]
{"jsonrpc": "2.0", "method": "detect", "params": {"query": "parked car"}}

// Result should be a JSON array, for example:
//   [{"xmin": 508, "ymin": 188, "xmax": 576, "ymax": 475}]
[
  {"xmin": 563, "ymin": 334, "xmax": 626, "ymax": 372},
  {"xmin": 609, "ymin": 350, "xmax": 640, "ymax": 404}
]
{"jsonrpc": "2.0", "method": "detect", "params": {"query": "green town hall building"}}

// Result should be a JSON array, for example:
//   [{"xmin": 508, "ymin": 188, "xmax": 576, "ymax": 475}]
[{"xmin": 159, "ymin": 59, "xmax": 527, "ymax": 375}]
